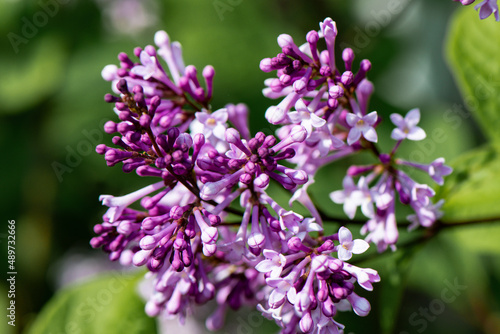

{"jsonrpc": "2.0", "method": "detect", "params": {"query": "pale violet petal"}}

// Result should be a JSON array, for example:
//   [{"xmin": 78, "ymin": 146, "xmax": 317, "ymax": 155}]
[
  {"xmin": 405, "ymin": 108, "xmax": 421, "ymax": 127},
  {"xmin": 351, "ymin": 239, "xmax": 370, "ymax": 254},
  {"xmin": 389, "ymin": 113, "xmax": 405, "ymax": 128},
  {"xmin": 255, "ymin": 260, "xmax": 275, "ymax": 273},
  {"xmin": 362, "ymin": 127, "xmax": 378, "ymax": 143},
  {"xmin": 345, "ymin": 113, "xmax": 359, "ymax": 127},
  {"xmin": 338, "ymin": 226, "xmax": 353, "ymax": 244},
  {"xmin": 407, "ymin": 127, "xmax": 426, "ymax": 141},
  {"xmin": 337, "ymin": 246, "xmax": 352, "ymax": 261},
  {"xmin": 391, "ymin": 128, "xmax": 407, "ymax": 141},
  {"xmin": 347, "ymin": 127, "xmax": 361, "ymax": 145},
  {"xmin": 364, "ymin": 111, "xmax": 378, "ymax": 125},
  {"xmin": 330, "ymin": 190, "xmax": 346, "ymax": 204}
]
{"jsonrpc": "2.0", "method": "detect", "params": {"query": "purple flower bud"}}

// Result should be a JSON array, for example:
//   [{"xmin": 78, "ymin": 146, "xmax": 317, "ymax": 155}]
[
  {"xmin": 239, "ymin": 172, "xmax": 253, "ymax": 185},
  {"xmin": 329, "ymin": 85, "xmax": 344, "ymax": 99},
  {"xmin": 299, "ymin": 312, "xmax": 313, "ymax": 333},
  {"xmin": 116, "ymin": 79, "xmax": 129, "ymax": 94},
  {"xmin": 341, "ymin": 71, "xmax": 354, "ymax": 86},
  {"xmin": 343, "ymin": 48, "xmax": 355, "ymax": 71},
  {"xmin": 288, "ymin": 236, "xmax": 312, "ymax": 253}
]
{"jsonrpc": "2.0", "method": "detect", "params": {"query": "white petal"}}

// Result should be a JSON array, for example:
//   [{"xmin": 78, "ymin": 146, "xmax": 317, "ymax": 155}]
[
  {"xmin": 294, "ymin": 98, "xmax": 309, "ymax": 112},
  {"xmin": 345, "ymin": 113, "xmax": 359, "ymax": 127},
  {"xmin": 361, "ymin": 202, "xmax": 375, "ymax": 219},
  {"xmin": 407, "ymin": 127, "xmax": 426, "ymax": 141},
  {"xmin": 212, "ymin": 108, "xmax": 228, "ymax": 122},
  {"xmin": 347, "ymin": 127, "xmax": 361, "ymax": 145},
  {"xmin": 269, "ymin": 289, "xmax": 286, "ymax": 307},
  {"xmin": 310, "ymin": 113, "xmax": 327, "ymax": 128},
  {"xmin": 351, "ymin": 239, "xmax": 369, "ymax": 254},
  {"xmin": 337, "ymin": 247, "xmax": 352, "ymax": 261},
  {"xmin": 389, "ymin": 113, "xmax": 404, "ymax": 128},
  {"xmin": 391, "ymin": 128, "xmax": 407, "ymax": 141},
  {"xmin": 263, "ymin": 249, "xmax": 279, "ymax": 259},
  {"xmin": 362, "ymin": 127, "xmax": 378, "ymax": 143},
  {"xmin": 364, "ymin": 111, "xmax": 378, "ymax": 125},
  {"xmin": 255, "ymin": 260, "xmax": 275, "ymax": 273},
  {"xmin": 343, "ymin": 201, "xmax": 358, "ymax": 219},
  {"xmin": 405, "ymin": 108, "xmax": 421, "ymax": 127},
  {"xmin": 338, "ymin": 226, "xmax": 353, "ymax": 244},
  {"xmin": 330, "ymin": 190, "xmax": 346, "ymax": 204},
  {"xmin": 212, "ymin": 124, "xmax": 227, "ymax": 140}
]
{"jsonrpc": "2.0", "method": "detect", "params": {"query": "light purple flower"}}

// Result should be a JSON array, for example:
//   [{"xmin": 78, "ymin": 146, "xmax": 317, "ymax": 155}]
[
  {"xmin": 428, "ymin": 158, "xmax": 453, "ymax": 185},
  {"xmin": 475, "ymin": 0, "xmax": 500, "ymax": 21},
  {"xmin": 288, "ymin": 99, "xmax": 327, "ymax": 135},
  {"xmin": 346, "ymin": 111, "xmax": 378, "ymax": 145},
  {"xmin": 408, "ymin": 199, "xmax": 444, "ymax": 230},
  {"xmin": 343, "ymin": 263, "xmax": 381, "ymax": 291},
  {"xmin": 330, "ymin": 176, "xmax": 359, "ymax": 219},
  {"xmin": 330, "ymin": 176, "xmax": 375, "ymax": 219},
  {"xmin": 190, "ymin": 108, "xmax": 228, "ymax": 152},
  {"xmin": 255, "ymin": 249, "xmax": 287, "ymax": 278},
  {"xmin": 390, "ymin": 108, "xmax": 426, "ymax": 141},
  {"xmin": 131, "ymin": 50, "xmax": 158, "ymax": 80},
  {"xmin": 100, "ymin": 180, "xmax": 164, "ymax": 222},
  {"xmin": 337, "ymin": 226, "xmax": 370, "ymax": 261}
]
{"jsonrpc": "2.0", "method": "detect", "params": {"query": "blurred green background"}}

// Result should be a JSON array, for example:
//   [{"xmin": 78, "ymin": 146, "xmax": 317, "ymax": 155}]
[{"xmin": 1, "ymin": 0, "xmax": 499, "ymax": 333}]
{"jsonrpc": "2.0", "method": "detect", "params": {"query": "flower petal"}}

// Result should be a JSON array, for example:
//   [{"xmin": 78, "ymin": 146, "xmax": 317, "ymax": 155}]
[
  {"xmin": 347, "ymin": 127, "xmax": 361, "ymax": 145},
  {"xmin": 364, "ymin": 111, "xmax": 378, "ymax": 125},
  {"xmin": 338, "ymin": 226, "xmax": 353, "ymax": 244},
  {"xmin": 337, "ymin": 246, "xmax": 352, "ymax": 261},
  {"xmin": 407, "ymin": 127, "xmax": 426, "ymax": 141},
  {"xmin": 389, "ymin": 113, "xmax": 404, "ymax": 128},
  {"xmin": 351, "ymin": 239, "xmax": 369, "ymax": 254},
  {"xmin": 345, "ymin": 113, "xmax": 359, "ymax": 127},
  {"xmin": 362, "ymin": 127, "xmax": 378, "ymax": 143}
]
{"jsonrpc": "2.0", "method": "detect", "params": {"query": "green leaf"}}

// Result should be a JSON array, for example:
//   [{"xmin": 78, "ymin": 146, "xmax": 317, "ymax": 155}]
[
  {"xmin": 436, "ymin": 145, "xmax": 500, "ymax": 221},
  {"xmin": 436, "ymin": 145, "xmax": 500, "ymax": 254},
  {"xmin": 446, "ymin": 7, "xmax": 500, "ymax": 145},
  {"xmin": 369, "ymin": 249, "xmax": 414, "ymax": 334},
  {"xmin": 26, "ymin": 271, "xmax": 157, "ymax": 334},
  {"xmin": 0, "ymin": 35, "xmax": 67, "ymax": 114}
]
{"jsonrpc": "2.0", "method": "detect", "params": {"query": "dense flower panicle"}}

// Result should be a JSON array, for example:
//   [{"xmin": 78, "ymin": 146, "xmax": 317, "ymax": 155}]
[
  {"xmin": 453, "ymin": 0, "xmax": 500, "ymax": 21},
  {"xmin": 256, "ymin": 226, "xmax": 379, "ymax": 333},
  {"xmin": 262, "ymin": 20, "xmax": 452, "ymax": 252},
  {"xmin": 92, "ymin": 17, "xmax": 451, "ymax": 334}
]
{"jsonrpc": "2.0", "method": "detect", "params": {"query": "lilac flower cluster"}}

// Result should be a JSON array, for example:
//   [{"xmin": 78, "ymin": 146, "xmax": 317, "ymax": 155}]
[
  {"xmin": 92, "ymin": 18, "xmax": 451, "ymax": 333},
  {"xmin": 261, "ymin": 19, "xmax": 452, "ymax": 252},
  {"xmin": 454, "ymin": 0, "xmax": 499, "ymax": 21}
]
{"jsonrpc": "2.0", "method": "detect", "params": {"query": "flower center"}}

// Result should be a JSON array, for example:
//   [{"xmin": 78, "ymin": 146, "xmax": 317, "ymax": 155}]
[{"xmin": 207, "ymin": 118, "xmax": 216, "ymax": 125}]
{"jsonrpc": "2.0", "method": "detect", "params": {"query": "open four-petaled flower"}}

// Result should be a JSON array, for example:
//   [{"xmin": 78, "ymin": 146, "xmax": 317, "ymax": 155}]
[{"xmin": 337, "ymin": 226, "xmax": 369, "ymax": 261}]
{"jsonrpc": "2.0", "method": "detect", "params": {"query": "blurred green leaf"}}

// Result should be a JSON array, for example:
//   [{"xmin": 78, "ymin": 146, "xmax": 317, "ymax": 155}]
[
  {"xmin": 377, "ymin": 251, "xmax": 413, "ymax": 334},
  {"xmin": 0, "ymin": 35, "xmax": 66, "ymax": 114},
  {"xmin": 446, "ymin": 7, "xmax": 500, "ymax": 145},
  {"xmin": 448, "ymin": 223, "xmax": 500, "ymax": 255},
  {"xmin": 435, "ymin": 145, "xmax": 500, "ymax": 255},
  {"xmin": 436, "ymin": 145, "xmax": 500, "ymax": 222},
  {"xmin": 26, "ymin": 272, "xmax": 156, "ymax": 334}
]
